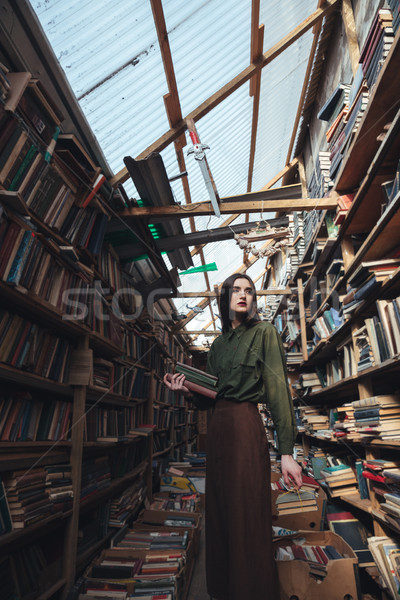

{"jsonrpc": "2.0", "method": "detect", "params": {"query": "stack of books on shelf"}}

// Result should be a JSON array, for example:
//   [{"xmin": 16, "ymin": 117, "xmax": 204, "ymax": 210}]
[
  {"xmin": 108, "ymin": 478, "xmax": 147, "ymax": 529},
  {"xmin": 299, "ymin": 406, "xmax": 331, "ymax": 439},
  {"xmin": 334, "ymin": 193, "xmax": 354, "ymax": 226},
  {"xmin": 317, "ymin": 82, "xmax": 352, "ymax": 180},
  {"xmin": 330, "ymin": 403, "xmax": 358, "ymax": 441},
  {"xmin": 359, "ymin": 7, "xmax": 395, "ymax": 90},
  {"xmin": 343, "ymin": 258, "xmax": 400, "ymax": 319},
  {"xmin": 318, "ymin": 464, "xmax": 358, "ymax": 498},
  {"xmin": 0, "ymin": 62, "xmax": 10, "ymax": 104},
  {"xmin": 368, "ymin": 536, "xmax": 400, "ymax": 600},
  {"xmin": 381, "ymin": 490, "xmax": 400, "ymax": 533},
  {"xmin": 80, "ymin": 456, "xmax": 111, "ymax": 502},
  {"xmin": 302, "ymin": 447, "xmax": 329, "ymax": 480},
  {"xmin": 351, "ymin": 394, "xmax": 400, "ymax": 440},
  {"xmin": 45, "ymin": 463, "xmax": 74, "ymax": 511},
  {"xmin": 297, "ymin": 373, "xmax": 324, "ymax": 395},
  {"xmin": 3, "ymin": 466, "xmax": 54, "ymax": 529}
]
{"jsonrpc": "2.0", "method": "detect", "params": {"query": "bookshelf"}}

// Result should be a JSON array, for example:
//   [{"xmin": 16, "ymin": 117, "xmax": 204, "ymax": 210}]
[
  {"xmin": 268, "ymin": 10, "xmax": 400, "ymax": 594},
  {"xmin": 0, "ymin": 69, "xmax": 197, "ymax": 600}
]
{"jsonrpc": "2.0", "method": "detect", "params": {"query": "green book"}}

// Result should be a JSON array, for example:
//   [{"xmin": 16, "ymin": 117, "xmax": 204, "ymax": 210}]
[{"xmin": 175, "ymin": 362, "xmax": 218, "ymax": 390}]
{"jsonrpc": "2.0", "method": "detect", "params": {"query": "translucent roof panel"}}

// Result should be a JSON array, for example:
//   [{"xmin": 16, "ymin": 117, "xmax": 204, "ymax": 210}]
[{"xmin": 29, "ymin": 0, "xmax": 317, "ymax": 342}]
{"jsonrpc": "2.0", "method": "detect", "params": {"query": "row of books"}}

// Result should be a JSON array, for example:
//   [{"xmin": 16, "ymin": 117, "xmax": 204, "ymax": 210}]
[
  {"xmin": 359, "ymin": 7, "xmax": 395, "ymax": 90},
  {"xmin": 92, "ymin": 358, "xmax": 151, "ymax": 399},
  {"xmin": 388, "ymin": 0, "xmax": 400, "ymax": 34},
  {"xmin": 85, "ymin": 404, "xmax": 148, "ymax": 443},
  {"xmin": 0, "ymin": 392, "xmax": 72, "ymax": 442}
]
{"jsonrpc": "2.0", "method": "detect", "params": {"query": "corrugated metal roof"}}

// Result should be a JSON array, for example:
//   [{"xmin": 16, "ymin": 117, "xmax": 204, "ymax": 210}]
[{"xmin": 29, "ymin": 0, "xmax": 317, "ymax": 342}]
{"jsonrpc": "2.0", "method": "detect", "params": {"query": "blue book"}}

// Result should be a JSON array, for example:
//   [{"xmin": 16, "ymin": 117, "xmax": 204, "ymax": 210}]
[
  {"xmin": 6, "ymin": 228, "xmax": 35, "ymax": 286},
  {"xmin": 355, "ymin": 460, "xmax": 370, "ymax": 500}
]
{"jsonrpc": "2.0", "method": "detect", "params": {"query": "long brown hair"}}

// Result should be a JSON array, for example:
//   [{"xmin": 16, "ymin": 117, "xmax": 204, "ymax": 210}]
[{"xmin": 219, "ymin": 273, "xmax": 259, "ymax": 333}]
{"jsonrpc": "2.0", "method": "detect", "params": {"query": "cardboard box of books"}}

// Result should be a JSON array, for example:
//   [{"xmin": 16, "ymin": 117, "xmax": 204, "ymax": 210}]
[
  {"xmin": 274, "ymin": 530, "xmax": 359, "ymax": 600},
  {"xmin": 271, "ymin": 471, "xmax": 327, "ymax": 531},
  {"xmin": 136, "ymin": 508, "xmax": 202, "ymax": 554},
  {"xmin": 84, "ymin": 546, "xmax": 187, "ymax": 597}
]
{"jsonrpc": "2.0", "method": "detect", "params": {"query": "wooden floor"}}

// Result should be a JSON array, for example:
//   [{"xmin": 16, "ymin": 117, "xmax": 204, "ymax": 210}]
[{"xmin": 187, "ymin": 512, "xmax": 209, "ymax": 600}]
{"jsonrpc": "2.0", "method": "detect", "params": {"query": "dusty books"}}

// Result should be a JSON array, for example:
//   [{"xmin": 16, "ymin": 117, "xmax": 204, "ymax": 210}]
[{"xmin": 175, "ymin": 362, "xmax": 218, "ymax": 390}]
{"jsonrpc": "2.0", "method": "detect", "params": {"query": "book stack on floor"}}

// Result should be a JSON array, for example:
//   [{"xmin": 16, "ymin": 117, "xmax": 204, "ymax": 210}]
[
  {"xmin": 368, "ymin": 536, "xmax": 400, "ymax": 600},
  {"xmin": 80, "ymin": 544, "xmax": 186, "ymax": 599},
  {"xmin": 351, "ymin": 394, "xmax": 400, "ymax": 440},
  {"xmin": 149, "ymin": 492, "xmax": 200, "ymax": 514},
  {"xmin": 318, "ymin": 464, "xmax": 358, "ymax": 498}
]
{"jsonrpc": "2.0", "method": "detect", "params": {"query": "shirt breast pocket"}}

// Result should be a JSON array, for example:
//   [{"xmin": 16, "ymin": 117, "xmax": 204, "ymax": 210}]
[{"xmin": 238, "ymin": 353, "xmax": 260, "ymax": 379}]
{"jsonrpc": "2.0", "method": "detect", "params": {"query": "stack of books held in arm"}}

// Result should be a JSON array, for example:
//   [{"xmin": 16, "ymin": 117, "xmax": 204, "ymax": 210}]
[
  {"xmin": 318, "ymin": 464, "xmax": 358, "ymax": 497},
  {"xmin": 165, "ymin": 362, "xmax": 218, "ymax": 399}
]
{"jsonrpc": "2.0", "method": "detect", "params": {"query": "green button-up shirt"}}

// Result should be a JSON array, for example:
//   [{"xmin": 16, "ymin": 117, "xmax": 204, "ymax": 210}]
[{"xmin": 193, "ymin": 320, "xmax": 297, "ymax": 455}]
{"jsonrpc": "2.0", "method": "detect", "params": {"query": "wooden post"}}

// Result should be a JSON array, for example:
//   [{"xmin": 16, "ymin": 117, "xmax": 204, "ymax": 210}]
[
  {"xmin": 62, "ymin": 335, "xmax": 90, "ymax": 599},
  {"xmin": 297, "ymin": 278, "xmax": 308, "ymax": 361}
]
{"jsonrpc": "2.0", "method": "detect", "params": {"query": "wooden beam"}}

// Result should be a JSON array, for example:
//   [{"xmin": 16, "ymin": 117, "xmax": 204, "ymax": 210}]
[
  {"xmin": 245, "ymin": 23, "xmax": 264, "ymax": 264},
  {"xmin": 176, "ymin": 289, "xmax": 292, "ymax": 297},
  {"xmin": 151, "ymin": 1, "xmax": 215, "ymax": 317},
  {"xmin": 342, "ymin": 0, "xmax": 360, "ymax": 76},
  {"xmin": 110, "ymin": 0, "xmax": 339, "ymax": 186},
  {"xmin": 120, "ymin": 197, "xmax": 336, "ymax": 218},
  {"xmin": 249, "ymin": 0, "xmax": 261, "ymax": 97},
  {"xmin": 182, "ymin": 330, "xmax": 220, "ymax": 336},
  {"xmin": 285, "ymin": 15, "xmax": 322, "ymax": 165}
]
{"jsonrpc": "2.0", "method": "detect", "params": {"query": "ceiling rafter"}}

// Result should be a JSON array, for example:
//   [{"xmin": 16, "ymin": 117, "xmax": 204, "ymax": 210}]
[
  {"xmin": 150, "ymin": 0, "xmax": 216, "ymax": 325},
  {"xmin": 120, "ymin": 196, "xmax": 336, "ymax": 218},
  {"xmin": 244, "ymin": 9, "xmax": 264, "ymax": 264},
  {"xmin": 110, "ymin": 0, "xmax": 339, "ymax": 187}
]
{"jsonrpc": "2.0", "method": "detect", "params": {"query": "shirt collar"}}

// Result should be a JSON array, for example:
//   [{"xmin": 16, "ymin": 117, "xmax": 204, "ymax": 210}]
[{"xmin": 228, "ymin": 322, "xmax": 247, "ymax": 339}]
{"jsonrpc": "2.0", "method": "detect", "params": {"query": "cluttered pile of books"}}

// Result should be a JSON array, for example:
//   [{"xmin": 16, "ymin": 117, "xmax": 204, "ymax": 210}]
[
  {"xmin": 351, "ymin": 394, "xmax": 400, "ymax": 440},
  {"xmin": 368, "ymin": 536, "xmax": 400, "ymax": 600},
  {"xmin": 275, "ymin": 540, "xmax": 344, "ymax": 581},
  {"xmin": 318, "ymin": 464, "xmax": 358, "ymax": 498}
]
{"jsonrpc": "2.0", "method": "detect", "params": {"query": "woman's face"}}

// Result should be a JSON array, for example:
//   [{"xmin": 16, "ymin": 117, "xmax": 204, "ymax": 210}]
[{"xmin": 229, "ymin": 277, "xmax": 254, "ymax": 318}]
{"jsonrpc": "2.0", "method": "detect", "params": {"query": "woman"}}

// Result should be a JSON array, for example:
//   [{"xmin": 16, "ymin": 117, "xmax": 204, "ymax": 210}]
[{"xmin": 164, "ymin": 273, "xmax": 302, "ymax": 600}]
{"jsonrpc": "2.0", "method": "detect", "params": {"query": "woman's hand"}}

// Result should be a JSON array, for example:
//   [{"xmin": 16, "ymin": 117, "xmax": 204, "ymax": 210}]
[
  {"xmin": 281, "ymin": 454, "xmax": 303, "ymax": 489},
  {"xmin": 163, "ymin": 373, "xmax": 193, "ymax": 399}
]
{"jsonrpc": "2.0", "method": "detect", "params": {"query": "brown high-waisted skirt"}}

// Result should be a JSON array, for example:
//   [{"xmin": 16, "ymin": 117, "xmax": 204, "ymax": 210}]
[{"xmin": 205, "ymin": 399, "xmax": 279, "ymax": 600}]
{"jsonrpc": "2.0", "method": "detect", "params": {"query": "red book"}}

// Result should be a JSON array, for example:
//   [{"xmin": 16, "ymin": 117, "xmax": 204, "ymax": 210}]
[{"xmin": 362, "ymin": 471, "xmax": 385, "ymax": 483}]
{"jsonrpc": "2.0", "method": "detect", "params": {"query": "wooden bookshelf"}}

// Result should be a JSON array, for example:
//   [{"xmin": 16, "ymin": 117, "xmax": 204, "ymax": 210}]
[{"xmin": 0, "ymin": 69, "xmax": 198, "ymax": 600}]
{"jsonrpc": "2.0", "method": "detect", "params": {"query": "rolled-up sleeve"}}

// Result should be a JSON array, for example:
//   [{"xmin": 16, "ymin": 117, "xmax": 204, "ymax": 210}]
[{"xmin": 262, "ymin": 324, "xmax": 297, "ymax": 455}]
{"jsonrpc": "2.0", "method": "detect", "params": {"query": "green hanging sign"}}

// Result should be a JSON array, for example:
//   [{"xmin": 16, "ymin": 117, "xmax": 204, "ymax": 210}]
[{"xmin": 180, "ymin": 262, "xmax": 218, "ymax": 275}]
